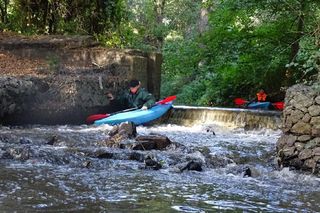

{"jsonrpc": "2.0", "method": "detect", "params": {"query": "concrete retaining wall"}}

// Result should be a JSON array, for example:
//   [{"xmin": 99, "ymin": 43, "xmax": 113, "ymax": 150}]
[{"xmin": 0, "ymin": 36, "xmax": 162, "ymax": 124}]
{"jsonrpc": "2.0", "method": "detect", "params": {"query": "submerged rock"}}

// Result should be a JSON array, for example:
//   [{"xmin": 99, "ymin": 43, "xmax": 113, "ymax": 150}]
[
  {"xmin": 144, "ymin": 156, "xmax": 162, "ymax": 170},
  {"xmin": 242, "ymin": 166, "xmax": 252, "ymax": 177},
  {"xmin": 19, "ymin": 137, "xmax": 32, "ymax": 144},
  {"xmin": 129, "ymin": 152, "xmax": 145, "ymax": 162},
  {"xmin": 7, "ymin": 146, "xmax": 32, "ymax": 161},
  {"xmin": 46, "ymin": 135, "xmax": 58, "ymax": 145},
  {"xmin": 180, "ymin": 161, "xmax": 203, "ymax": 172},
  {"xmin": 82, "ymin": 160, "xmax": 92, "ymax": 168},
  {"xmin": 96, "ymin": 152, "xmax": 113, "ymax": 159},
  {"xmin": 205, "ymin": 127, "xmax": 216, "ymax": 136},
  {"xmin": 226, "ymin": 165, "xmax": 259, "ymax": 178}
]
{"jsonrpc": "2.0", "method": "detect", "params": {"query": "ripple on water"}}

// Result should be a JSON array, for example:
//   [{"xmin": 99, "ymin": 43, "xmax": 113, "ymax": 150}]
[
  {"xmin": 172, "ymin": 205, "xmax": 206, "ymax": 213},
  {"xmin": 0, "ymin": 124, "xmax": 320, "ymax": 212}
]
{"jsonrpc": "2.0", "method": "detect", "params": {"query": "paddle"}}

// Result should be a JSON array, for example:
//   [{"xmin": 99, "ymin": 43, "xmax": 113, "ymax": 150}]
[
  {"xmin": 86, "ymin": 95, "xmax": 177, "ymax": 124},
  {"xmin": 234, "ymin": 98, "xmax": 284, "ymax": 110},
  {"xmin": 156, "ymin": 95, "xmax": 176, "ymax": 104},
  {"xmin": 234, "ymin": 98, "xmax": 248, "ymax": 105},
  {"xmin": 272, "ymin": 102, "xmax": 284, "ymax": 110},
  {"xmin": 86, "ymin": 107, "xmax": 138, "ymax": 124}
]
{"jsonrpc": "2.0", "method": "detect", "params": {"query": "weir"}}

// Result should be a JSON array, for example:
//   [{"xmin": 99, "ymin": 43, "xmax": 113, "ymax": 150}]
[{"xmin": 165, "ymin": 106, "xmax": 282, "ymax": 130}]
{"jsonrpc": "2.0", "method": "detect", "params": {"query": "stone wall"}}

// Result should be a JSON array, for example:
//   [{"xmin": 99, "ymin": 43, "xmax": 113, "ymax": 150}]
[
  {"xmin": 0, "ymin": 77, "xmax": 36, "ymax": 117},
  {"xmin": 0, "ymin": 36, "xmax": 162, "ymax": 125},
  {"xmin": 276, "ymin": 84, "xmax": 320, "ymax": 174}
]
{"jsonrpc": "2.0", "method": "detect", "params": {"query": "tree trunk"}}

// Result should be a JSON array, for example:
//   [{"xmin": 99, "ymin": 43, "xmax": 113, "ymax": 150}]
[
  {"xmin": 154, "ymin": 0, "xmax": 165, "ymax": 24},
  {"xmin": 285, "ymin": 1, "xmax": 305, "ymax": 85},
  {"xmin": 41, "ymin": 0, "xmax": 49, "ymax": 33},
  {"xmin": 153, "ymin": 0, "xmax": 166, "ymax": 49},
  {"xmin": 289, "ymin": 14, "xmax": 304, "ymax": 62},
  {"xmin": 0, "ymin": 0, "xmax": 9, "ymax": 25},
  {"xmin": 48, "ymin": 2, "xmax": 56, "ymax": 34},
  {"xmin": 199, "ymin": 7, "xmax": 209, "ymax": 35}
]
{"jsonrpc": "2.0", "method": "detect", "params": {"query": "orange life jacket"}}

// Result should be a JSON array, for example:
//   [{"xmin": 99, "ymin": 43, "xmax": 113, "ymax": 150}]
[{"xmin": 256, "ymin": 92, "xmax": 267, "ymax": 102}]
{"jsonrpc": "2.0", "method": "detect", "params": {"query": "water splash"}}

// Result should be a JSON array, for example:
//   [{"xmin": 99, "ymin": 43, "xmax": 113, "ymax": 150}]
[{"xmin": 0, "ymin": 124, "xmax": 319, "ymax": 212}]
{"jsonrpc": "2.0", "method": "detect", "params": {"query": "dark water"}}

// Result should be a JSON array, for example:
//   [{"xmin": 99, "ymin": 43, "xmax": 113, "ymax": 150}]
[{"xmin": 0, "ymin": 124, "xmax": 319, "ymax": 212}]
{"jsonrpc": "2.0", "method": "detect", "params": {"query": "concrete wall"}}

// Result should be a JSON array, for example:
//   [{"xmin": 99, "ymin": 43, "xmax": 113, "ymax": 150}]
[{"xmin": 0, "ymin": 37, "xmax": 162, "ymax": 124}]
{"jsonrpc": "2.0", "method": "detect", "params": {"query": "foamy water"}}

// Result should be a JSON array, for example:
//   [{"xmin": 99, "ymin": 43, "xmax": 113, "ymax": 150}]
[{"xmin": 0, "ymin": 124, "xmax": 319, "ymax": 212}]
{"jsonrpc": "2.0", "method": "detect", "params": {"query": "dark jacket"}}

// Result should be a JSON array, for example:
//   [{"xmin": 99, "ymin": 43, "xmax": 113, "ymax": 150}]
[{"xmin": 111, "ymin": 88, "xmax": 155, "ymax": 110}]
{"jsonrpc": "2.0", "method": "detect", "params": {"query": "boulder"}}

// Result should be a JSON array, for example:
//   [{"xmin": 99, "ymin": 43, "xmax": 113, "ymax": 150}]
[
  {"xmin": 135, "ymin": 134, "xmax": 172, "ymax": 150},
  {"xmin": 291, "ymin": 122, "xmax": 311, "ymax": 135},
  {"xmin": 102, "ymin": 122, "xmax": 137, "ymax": 147},
  {"xmin": 308, "ymin": 105, "xmax": 320, "ymax": 117},
  {"xmin": 305, "ymin": 138, "xmax": 320, "ymax": 149},
  {"xmin": 312, "ymin": 147, "xmax": 320, "ymax": 156},
  {"xmin": 298, "ymin": 149, "xmax": 313, "ymax": 160},
  {"xmin": 297, "ymin": 135, "xmax": 311, "ymax": 142},
  {"xmin": 276, "ymin": 134, "xmax": 297, "ymax": 149},
  {"xmin": 121, "ymin": 134, "xmax": 172, "ymax": 150},
  {"xmin": 180, "ymin": 161, "xmax": 203, "ymax": 172}
]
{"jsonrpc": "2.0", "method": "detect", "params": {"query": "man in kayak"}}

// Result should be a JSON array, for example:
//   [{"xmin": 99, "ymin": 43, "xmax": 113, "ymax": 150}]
[
  {"xmin": 256, "ymin": 89, "xmax": 267, "ymax": 102},
  {"xmin": 106, "ymin": 79, "xmax": 156, "ymax": 111}
]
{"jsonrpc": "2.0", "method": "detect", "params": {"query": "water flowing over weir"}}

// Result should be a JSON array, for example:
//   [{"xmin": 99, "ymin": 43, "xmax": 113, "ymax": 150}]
[
  {"xmin": 0, "ymin": 108, "xmax": 320, "ymax": 212},
  {"xmin": 165, "ymin": 106, "xmax": 282, "ymax": 130}
]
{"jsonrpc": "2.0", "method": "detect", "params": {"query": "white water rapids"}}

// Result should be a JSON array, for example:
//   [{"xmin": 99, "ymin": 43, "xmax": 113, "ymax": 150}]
[{"xmin": 0, "ymin": 123, "xmax": 319, "ymax": 212}]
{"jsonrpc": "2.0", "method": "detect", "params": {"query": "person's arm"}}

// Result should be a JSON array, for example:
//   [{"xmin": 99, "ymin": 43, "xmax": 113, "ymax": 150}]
[
  {"xmin": 107, "ymin": 91, "xmax": 129, "ymax": 111},
  {"xmin": 141, "ymin": 92, "xmax": 156, "ymax": 109}
]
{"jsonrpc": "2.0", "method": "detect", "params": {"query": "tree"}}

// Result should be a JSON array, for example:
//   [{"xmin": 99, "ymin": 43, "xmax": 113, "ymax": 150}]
[
  {"xmin": 0, "ymin": 0, "xmax": 9, "ymax": 27},
  {"xmin": 161, "ymin": 0, "xmax": 320, "ymax": 105},
  {"xmin": 126, "ymin": 0, "xmax": 202, "ymax": 50},
  {"xmin": 1, "ymin": 0, "xmax": 125, "ymax": 35}
]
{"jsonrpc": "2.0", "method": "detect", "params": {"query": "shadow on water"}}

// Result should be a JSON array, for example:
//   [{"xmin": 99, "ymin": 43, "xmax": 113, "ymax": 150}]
[{"xmin": 0, "ymin": 124, "xmax": 320, "ymax": 212}]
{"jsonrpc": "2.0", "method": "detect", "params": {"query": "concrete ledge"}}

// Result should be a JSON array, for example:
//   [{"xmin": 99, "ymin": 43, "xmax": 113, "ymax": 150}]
[{"xmin": 165, "ymin": 105, "xmax": 282, "ymax": 129}]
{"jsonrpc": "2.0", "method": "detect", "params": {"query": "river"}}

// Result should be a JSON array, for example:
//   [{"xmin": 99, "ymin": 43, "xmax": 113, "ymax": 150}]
[{"xmin": 0, "ymin": 123, "xmax": 319, "ymax": 212}]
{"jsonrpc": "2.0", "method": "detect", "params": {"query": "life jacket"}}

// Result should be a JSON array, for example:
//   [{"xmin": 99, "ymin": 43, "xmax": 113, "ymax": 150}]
[{"xmin": 256, "ymin": 92, "xmax": 267, "ymax": 102}]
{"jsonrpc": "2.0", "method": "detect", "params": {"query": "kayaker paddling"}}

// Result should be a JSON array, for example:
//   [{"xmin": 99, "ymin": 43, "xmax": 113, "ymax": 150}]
[
  {"xmin": 86, "ymin": 95, "xmax": 176, "ymax": 125},
  {"xmin": 234, "ymin": 89, "xmax": 284, "ymax": 110},
  {"xmin": 85, "ymin": 78, "xmax": 176, "ymax": 124}
]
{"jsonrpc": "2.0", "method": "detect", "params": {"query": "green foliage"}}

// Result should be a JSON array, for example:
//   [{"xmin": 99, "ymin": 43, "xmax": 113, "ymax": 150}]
[
  {"xmin": 162, "ymin": 0, "xmax": 320, "ymax": 105},
  {"xmin": 125, "ymin": 0, "xmax": 202, "ymax": 50},
  {"xmin": 162, "ymin": 37, "xmax": 201, "ymax": 77},
  {"xmin": 286, "ymin": 43, "xmax": 320, "ymax": 84},
  {"xmin": 1, "ymin": 0, "xmax": 319, "ymax": 106},
  {"xmin": 1, "ymin": 0, "xmax": 126, "ymax": 35}
]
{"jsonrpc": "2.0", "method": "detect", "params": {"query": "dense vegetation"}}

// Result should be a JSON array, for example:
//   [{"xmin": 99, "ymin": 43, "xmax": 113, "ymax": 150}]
[{"xmin": 1, "ymin": 0, "xmax": 319, "ymax": 105}]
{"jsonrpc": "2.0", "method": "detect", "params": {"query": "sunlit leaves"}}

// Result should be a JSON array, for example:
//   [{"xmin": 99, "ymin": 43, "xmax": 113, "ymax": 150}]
[
  {"xmin": 162, "ymin": 0, "xmax": 320, "ymax": 106},
  {"xmin": 1, "ymin": 0, "xmax": 126, "ymax": 35}
]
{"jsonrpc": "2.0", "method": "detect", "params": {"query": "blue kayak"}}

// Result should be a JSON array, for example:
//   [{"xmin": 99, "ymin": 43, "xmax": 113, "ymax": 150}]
[
  {"xmin": 247, "ymin": 102, "xmax": 272, "ymax": 110},
  {"xmin": 94, "ymin": 103, "xmax": 173, "ymax": 126}
]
